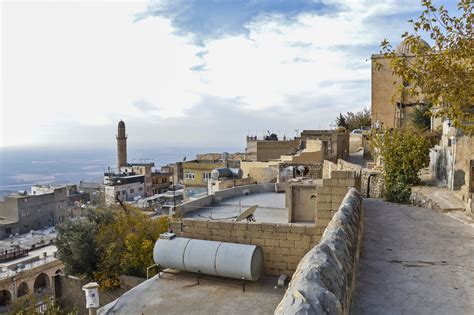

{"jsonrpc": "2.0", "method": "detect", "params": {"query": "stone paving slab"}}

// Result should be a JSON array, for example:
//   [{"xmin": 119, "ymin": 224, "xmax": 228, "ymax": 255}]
[
  {"xmin": 411, "ymin": 186, "xmax": 466, "ymax": 212},
  {"xmin": 351, "ymin": 199, "xmax": 474, "ymax": 315}
]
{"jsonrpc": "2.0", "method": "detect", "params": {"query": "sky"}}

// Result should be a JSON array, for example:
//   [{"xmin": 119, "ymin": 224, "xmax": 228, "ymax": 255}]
[{"xmin": 1, "ymin": 0, "xmax": 457, "ymax": 150}]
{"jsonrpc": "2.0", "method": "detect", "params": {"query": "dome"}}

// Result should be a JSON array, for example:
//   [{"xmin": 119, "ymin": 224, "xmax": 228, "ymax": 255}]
[
  {"xmin": 118, "ymin": 120, "xmax": 125, "ymax": 128},
  {"xmin": 396, "ymin": 38, "xmax": 430, "ymax": 55}
]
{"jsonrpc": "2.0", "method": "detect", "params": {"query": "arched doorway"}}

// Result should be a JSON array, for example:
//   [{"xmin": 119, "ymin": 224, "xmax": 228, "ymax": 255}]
[
  {"xmin": 17, "ymin": 282, "xmax": 29, "ymax": 298},
  {"xmin": 0, "ymin": 290, "xmax": 11, "ymax": 308},
  {"xmin": 33, "ymin": 273, "xmax": 51, "ymax": 296}
]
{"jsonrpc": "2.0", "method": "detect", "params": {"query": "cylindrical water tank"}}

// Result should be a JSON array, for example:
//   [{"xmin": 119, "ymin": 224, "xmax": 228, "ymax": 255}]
[
  {"xmin": 153, "ymin": 237, "xmax": 263, "ymax": 281},
  {"xmin": 210, "ymin": 168, "xmax": 243, "ymax": 180}
]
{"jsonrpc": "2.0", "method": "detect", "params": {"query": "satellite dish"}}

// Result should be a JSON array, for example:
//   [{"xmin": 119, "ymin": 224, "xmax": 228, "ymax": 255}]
[{"xmin": 235, "ymin": 205, "xmax": 258, "ymax": 222}]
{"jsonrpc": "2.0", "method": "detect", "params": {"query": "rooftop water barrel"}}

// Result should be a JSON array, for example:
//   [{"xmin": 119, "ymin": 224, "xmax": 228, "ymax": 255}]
[
  {"xmin": 153, "ymin": 236, "xmax": 263, "ymax": 281},
  {"xmin": 211, "ymin": 168, "xmax": 243, "ymax": 180}
]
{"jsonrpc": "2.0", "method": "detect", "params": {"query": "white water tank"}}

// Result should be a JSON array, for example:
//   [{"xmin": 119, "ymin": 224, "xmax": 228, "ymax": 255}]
[{"xmin": 153, "ymin": 236, "xmax": 263, "ymax": 281}]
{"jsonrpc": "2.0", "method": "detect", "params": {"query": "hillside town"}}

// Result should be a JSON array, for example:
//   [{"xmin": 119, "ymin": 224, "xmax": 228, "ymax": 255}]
[{"xmin": 0, "ymin": 1, "xmax": 473, "ymax": 314}]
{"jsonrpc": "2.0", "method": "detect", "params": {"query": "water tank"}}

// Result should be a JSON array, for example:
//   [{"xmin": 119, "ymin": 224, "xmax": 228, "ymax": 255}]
[
  {"xmin": 210, "ymin": 168, "xmax": 243, "ymax": 180},
  {"xmin": 153, "ymin": 237, "xmax": 263, "ymax": 281}
]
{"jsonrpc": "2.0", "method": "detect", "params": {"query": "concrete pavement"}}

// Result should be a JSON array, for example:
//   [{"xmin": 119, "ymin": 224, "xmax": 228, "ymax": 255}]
[{"xmin": 351, "ymin": 199, "xmax": 474, "ymax": 315}]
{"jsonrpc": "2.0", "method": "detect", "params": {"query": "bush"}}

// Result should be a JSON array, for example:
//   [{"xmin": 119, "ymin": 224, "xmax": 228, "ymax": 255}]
[{"xmin": 370, "ymin": 128, "xmax": 431, "ymax": 203}]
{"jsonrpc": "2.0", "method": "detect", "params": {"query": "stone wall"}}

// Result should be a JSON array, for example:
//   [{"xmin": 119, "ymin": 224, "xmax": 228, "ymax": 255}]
[
  {"xmin": 278, "ymin": 162, "xmax": 323, "ymax": 183},
  {"xmin": 361, "ymin": 170, "xmax": 384, "ymax": 198},
  {"xmin": 275, "ymin": 188, "xmax": 363, "ymax": 315},
  {"xmin": 169, "ymin": 220, "xmax": 324, "ymax": 277},
  {"xmin": 58, "ymin": 275, "xmax": 144, "ymax": 314}
]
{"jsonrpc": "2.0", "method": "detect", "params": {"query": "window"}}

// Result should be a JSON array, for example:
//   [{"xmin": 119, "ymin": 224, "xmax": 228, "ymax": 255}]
[
  {"xmin": 138, "ymin": 187, "xmax": 143, "ymax": 191},
  {"xmin": 203, "ymin": 172, "xmax": 211, "ymax": 181},
  {"xmin": 185, "ymin": 172, "xmax": 195, "ymax": 180},
  {"xmin": 130, "ymin": 188, "xmax": 135, "ymax": 194}
]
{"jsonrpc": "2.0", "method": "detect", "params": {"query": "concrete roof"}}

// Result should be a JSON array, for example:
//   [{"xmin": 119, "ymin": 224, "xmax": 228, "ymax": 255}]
[
  {"xmin": 99, "ymin": 271, "xmax": 286, "ymax": 315},
  {"xmin": 186, "ymin": 192, "xmax": 288, "ymax": 223}
]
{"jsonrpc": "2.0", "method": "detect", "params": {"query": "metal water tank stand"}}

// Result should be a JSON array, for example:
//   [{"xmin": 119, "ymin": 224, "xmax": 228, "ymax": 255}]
[{"xmin": 155, "ymin": 265, "xmax": 247, "ymax": 292}]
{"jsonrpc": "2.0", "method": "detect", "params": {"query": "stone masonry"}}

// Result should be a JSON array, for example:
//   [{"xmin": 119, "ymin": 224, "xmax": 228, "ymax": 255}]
[{"xmin": 170, "ymin": 220, "xmax": 324, "ymax": 277}]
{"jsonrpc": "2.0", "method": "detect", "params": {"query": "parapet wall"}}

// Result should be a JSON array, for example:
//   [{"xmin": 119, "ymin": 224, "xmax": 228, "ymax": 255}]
[
  {"xmin": 169, "ymin": 220, "xmax": 324, "ymax": 276},
  {"xmin": 275, "ymin": 188, "xmax": 363, "ymax": 315},
  {"xmin": 175, "ymin": 183, "xmax": 275, "ymax": 216}
]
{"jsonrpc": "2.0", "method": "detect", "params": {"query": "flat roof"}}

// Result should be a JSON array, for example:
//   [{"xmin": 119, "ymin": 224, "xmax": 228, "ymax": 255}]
[
  {"xmin": 100, "ymin": 271, "xmax": 286, "ymax": 314},
  {"xmin": 185, "ymin": 192, "xmax": 288, "ymax": 223}
]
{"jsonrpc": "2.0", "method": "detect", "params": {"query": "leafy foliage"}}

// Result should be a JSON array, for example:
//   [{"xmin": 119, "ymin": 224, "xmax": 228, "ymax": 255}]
[
  {"xmin": 55, "ymin": 209, "xmax": 115, "ymax": 278},
  {"xmin": 335, "ymin": 107, "xmax": 371, "ymax": 130},
  {"xmin": 93, "ymin": 207, "xmax": 168, "ymax": 289},
  {"xmin": 411, "ymin": 105, "xmax": 432, "ymax": 130},
  {"xmin": 56, "ymin": 206, "xmax": 168, "ymax": 289},
  {"xmin": 10, "ymin": 295, "xmax": 74, "ymax": 315},
  {"xmin": 379, "ymin": 0, "xmax": 473, "ymax": 133},
  {"xmin": 370, "ymin": 128, "xmax": 431, "ymax": 203}
]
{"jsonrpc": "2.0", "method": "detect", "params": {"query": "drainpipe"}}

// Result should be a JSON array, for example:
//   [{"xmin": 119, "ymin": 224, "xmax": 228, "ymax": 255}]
[{"xmin": 367, "ymin": 173, "xmax": 376, "ymax": 198}]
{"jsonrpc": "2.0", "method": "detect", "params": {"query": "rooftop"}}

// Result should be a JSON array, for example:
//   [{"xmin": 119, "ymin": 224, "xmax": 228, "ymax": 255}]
[
  {"xmin": 99, "ymin": 271, "xmax": 286, "ymax": 314},
  {"xmin": 185, "ymin": 192, "xmax": 288, "ymax": 224}
]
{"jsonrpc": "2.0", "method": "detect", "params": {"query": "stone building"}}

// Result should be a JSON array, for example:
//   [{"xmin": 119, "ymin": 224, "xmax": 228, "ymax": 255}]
[
  {"xmin": 0, "ymin": 187, "xmax": 71, "ymax": 239},
  {"xmin": 103, "ymin": 171, "xmax": 145, "ymax": 205},
  {"xmin": 371, "ymin": 38, "xmax": 442, "ymax": 130},
  {"xmin": 245, "ymin": 136, "xmax": 301, "ymax": 162},
  {"xmin": 429, "ymin": 121, "xmax": 474, "ymax": 213},
  {"xmin": 151, "ymin": 170, "xmax": 173, "ymax": 195},
  {"xmin": 182, "ymin": 159, "xmax": 227, "ymax": 199},
  {"xmin": 300, "ymin": 130, "xmax": 349, "ymax": 162}
]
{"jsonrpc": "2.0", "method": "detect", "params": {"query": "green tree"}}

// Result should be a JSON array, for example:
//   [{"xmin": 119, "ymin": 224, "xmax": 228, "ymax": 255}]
[
  {"xmin": 93, "ymin": 207, "xmax": 168, "ymax": 289},
  {"xmin": 335, "ymin": 113, "xmax": 348, "ymax": 128},
  {"xmin": 380, "ymin": 0, "xmax": 473, "ymax": 133},
  {"xmin": 334, "ymin": 107, "xmax": 371, "ymax": 131},
  {"xmin": 55, "ymin": 208, "xmax": 115, "ymax": 278},
  {"xmin": 370, "ymin": 128, "xmax": 431, "ymax": 203}
]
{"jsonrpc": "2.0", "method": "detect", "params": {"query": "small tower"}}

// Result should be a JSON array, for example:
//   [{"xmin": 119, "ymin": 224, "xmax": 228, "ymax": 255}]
[{"xmin": 116, "ymin": 120, "xmax": 127, "ymax": 168}]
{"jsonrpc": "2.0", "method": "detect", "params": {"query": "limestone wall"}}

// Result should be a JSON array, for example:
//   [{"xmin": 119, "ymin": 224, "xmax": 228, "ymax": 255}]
[
  {"xmin": 169, "ymin": 220, "xmax": 324, "ymax": 277},
  {"xmin": 275, "ymin": 188, "xmax": 363, "ymax": 315},
  {"xmin": 58, "ymin": 274, "xmax": 142, "ymax": 314}
]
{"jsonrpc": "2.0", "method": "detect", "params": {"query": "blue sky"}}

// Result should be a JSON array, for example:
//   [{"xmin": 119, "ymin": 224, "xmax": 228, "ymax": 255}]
[{"xmin": 1, "ymin": 0, "xmax": 458, "ymax": 149}]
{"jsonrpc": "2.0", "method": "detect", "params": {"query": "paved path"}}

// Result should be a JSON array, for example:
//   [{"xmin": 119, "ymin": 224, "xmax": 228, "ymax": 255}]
[{"xmin": 352, "ymin": 199, "xmax": 474, "ymax": 315}]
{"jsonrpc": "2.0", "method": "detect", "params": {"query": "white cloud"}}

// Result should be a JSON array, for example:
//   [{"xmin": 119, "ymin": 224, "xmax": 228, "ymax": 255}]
[{"xmin": 1, "ymin": 0, "xmax": 429, "ymax": 148}]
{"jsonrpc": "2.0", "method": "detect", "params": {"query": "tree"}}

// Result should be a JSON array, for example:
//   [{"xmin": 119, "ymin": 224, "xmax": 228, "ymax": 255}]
[
  {"xmin": 55, "ymin": 209, "xmax": 115, "ymax": 278},
  {"xmin": 335, "ymin": 113, "xmax": 348, "ymax": 128},
  {"xmin": 380, "ymin": 0, "xmax": 473, "ymax": 133},
  {"xmin": 334, "ymin": 107, "xmax": 371, "ymax": 131},
  {"xmin": 370, "ymin": 128, "xmax": 431, "ymax": 203},
  {"xmin": 93, "ymin": 207, "xmax": 168, "ymax": 289},
  {"xmin": 411, "ymin": 105, "xmax": 432, "ymax": 130}
]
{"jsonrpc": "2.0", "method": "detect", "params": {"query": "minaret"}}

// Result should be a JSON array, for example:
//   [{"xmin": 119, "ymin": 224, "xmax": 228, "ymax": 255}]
[{"xmin": 116, "ymin": 120, "xmax": 127, "ymax": 168}]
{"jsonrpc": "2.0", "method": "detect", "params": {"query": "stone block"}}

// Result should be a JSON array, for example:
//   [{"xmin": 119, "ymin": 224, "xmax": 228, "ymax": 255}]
[
  {"xmin": 316, "ymin": 186, "xmax": 332, "ymax": 194},
  {"xmin": 338, "ymin": 179, "xmax": 356, "ymax": 187},
  {"xmin": 332, "ymin": 187, "xmax": 349, "ymax": 196},
  {"xmin": 273, "ymin": 262, "xmax": 288, "ymax": 270},
  {"xmin": 287, "ymin": 233, "xmax": 302, "ymax": 241},
  {"xmin": 262, "ymin": 223, "xmax": 277, "ymax": 232},
  {"xmin": 233, "ymin": 223, "xmax": 248, "ymax": 231},
  {"xmin": 331, "ymin": 171, "xmax": 349, "ymax": 179},
  {"xmin": 251, "ymin": 238, "xmax": 266, "ymax": 247},
  {"xmin": 207, "ymin": 221, "xmax": 220, "ymax": 229},
  {"xmin": 318, "ymin": 194, "xmax": 332, "ymax": 202},
  {"xmin": 194, "ymin": 220, "xmax": 208, "ymax": 228},
  {"xmin": 217, "ymin": 221, "xmax": 233, "ymax": 230},
  {"xmin": 270, "ymin": 254, "xmax": 284, "ymax": 262},
  {"xmin": 317, "ymin": 210, "xmax": 333, "ymax": 219},
  {"xmin": 304, "ymin": 225, "xmax": 318, "ymax": 235},
  {"xmin": 265, "ymin": 239, "xmax": 280, "ymax": 247},
  {"xmin": 301, "ymin": 235, "xmax": 311, "ymax": 243},
  {"xmin": 275, "ymin": 224, "xmax": 290, "ymax": 233},
  {"xmin": 261, "ymin": 246, "xmax": 276, "ymax": 254},
  {"xmin": 316, "ymin": 218, "xmax": 331, "ymax": 227},
  {"xmin": 289, "ymin": 224, "xmax": 306, "ymax": 234},
  {"xmin": 280, "ymin": 240, "xmax": 294, "ymax": 248},
  {"xmin": 294, "ymin": 240, "xmax": 310, "ymax": 249},
  {"xmin": 217, "ymin": 229, "xmax": 231, "ymax": 237},
  {"xmin": 316, "ymin": 201, "xmax": 332, "ymax": 210},
  {"xmin": 289, "ymin": 247, "xmax": 306, "ymax": 256},
  {"xmin": 323, "ymin": 178, "xmax": 338, "ymax": 187},
  {"xmin": 278, "ymin": 247, "xmax": 290, "ymax": 255},
  {"xmin": 273, "ymin": 232, "xmax": 288, "ymax": 240},
  {"xmin": 182, "ymin": 219, "xmax": 196, "ymax": 227},
  {"xmin": 232, "ymin": 230, "xmax": 247, "ymax": 238},
  {"xmin": 247, "ymin": 223, "xmax": 262, "ymax": 231},
  {"xmin": 283, "ymin": 255, "xmax": 300, "ymax": 263}
]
